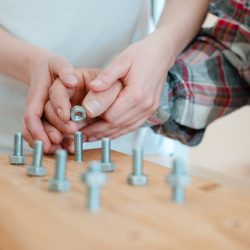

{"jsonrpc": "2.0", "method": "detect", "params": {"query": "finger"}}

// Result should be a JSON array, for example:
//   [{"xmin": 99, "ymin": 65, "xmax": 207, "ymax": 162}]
[
  {"xmin": 49, "ymin": 79, "xmax": 72, "ymax": 121},
  {"xmin": 87, "ymin": 111, "xmax": 147, "ymax": 140},
  {"xmin": 82, "ymin": 80, "xmax": 123, "ymax": 118},
  {"xmin": 82, "ymin": 120, "xmax": 115, "ymax": 137},
  {"xmin": 89, "ymin": 56, "xmax": 130, "ymax": 91},
  {"xmin": 44, "ymin": 101, "xmax": 86, "ymax": 134},
  {"xmin": 22, "ymin": 121, "xmax": 35, "ymax": 148},
  {"xmin": 61, "ymin": 135, "xmax": 74, "ymax": 154},
  {"xmin": 43, "ymin": 120, "xmax": 63, "ymax": 145},
  {"xmin": 109, "ymin": 117, "xmax": 147, "ymax": 140},
  {"xmin": 103, "ymin": 84, "xmax": 143, "ymax": 122},
  {"xmin": 88, "ymin": 127, "xmax": 119, "ymax": 142},
  {"xmin": 49, "ymin": 56, "xmax": 78, "ymax": 88}
]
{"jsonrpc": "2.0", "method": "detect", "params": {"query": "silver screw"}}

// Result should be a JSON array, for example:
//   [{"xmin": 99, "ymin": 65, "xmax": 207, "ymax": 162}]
[
  {"xmin": 49, "ymin": 149, "xmax": 70, "ymax": 192},
  {"xmin": 166, "ymin": 157, "xmax": 190, "ymax": 204},
  {"xmin": 127, "ymin": 147, "xmax": 148, "ymax": 186},
  {"xmin": 81, "ymin": 161, "xmax": 107, "ymax": 212},
  {"xmin": 74, "ymin": 131, "xmax": 83, "ymax": 162},
  {"xmin": 9, "ymin": 132, "xmax": 26, "ymax": 165},
  {"xmin": 27, "ymin": 140, "xmax": 46, "ymax": 176},
  {"xmin": 70, "ymin": 105, "xmax": 86, "ymax": 123},
  {"xmin": 99, "ymin": 137, "xmax": 116, "ymax": 172}
]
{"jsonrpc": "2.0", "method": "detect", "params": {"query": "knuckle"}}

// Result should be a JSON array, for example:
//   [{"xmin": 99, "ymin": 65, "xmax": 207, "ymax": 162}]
[
  {"xmin": 23, "ymin": 114, "xmax": 32, "ymax": 125},
  {"xmin": 103, "ymin": 113, "xmax": 121, "ymax": 126},
  {"xmin": 132, "ymin": 92, "xmax": 144, "ymax": 103},
  {"xmin": 142, "ymin": 98, "xmax": 154, "ymax": 111}
]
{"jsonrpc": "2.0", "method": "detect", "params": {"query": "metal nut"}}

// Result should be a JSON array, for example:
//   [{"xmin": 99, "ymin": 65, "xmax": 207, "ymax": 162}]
[{"xmin": 70, "ymin": 105, "xmax": 86, "ymax": 123}]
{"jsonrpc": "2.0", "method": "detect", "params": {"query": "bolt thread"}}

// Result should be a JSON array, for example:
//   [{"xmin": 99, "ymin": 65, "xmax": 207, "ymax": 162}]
[
  {"xmin": 13, "ymin": 132, "xmax": 23, "ymax": 156},
  {"xmin": 87, "ymin": 186, "xmax": 100, "ymax": 211},
  {"xmin": 55, "ymin": 150, "xmax": 67, "ymax": 180},
  {"xmin": 101, "ymin": 137, "xmax": 110, "ymax": 163},
  {"xmin": 32, "ymin": 140, "xmax": 43, "ymax": 167},
  {"xmin": 172, "ymin": 186, "xmax": 185, "ymax": 203},
  {"xmin": 74, "ymin": 131, "xmax": 83, "ymax": 161},
  {"xmin": 132, "ymin": 147, "xmax": 143, "ymax": 176}
]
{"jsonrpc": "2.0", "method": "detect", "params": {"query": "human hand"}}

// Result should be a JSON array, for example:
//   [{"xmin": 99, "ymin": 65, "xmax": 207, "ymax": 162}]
[
  {"xmin": 23, "ymin": 53, "xmax": 79, "ymax": 153},
  {"xmin": 81, "ymin": 30, "xmax": 174, "ymax": 140},
  {"xmin": 44, "ymin": 68, "xmax": 123, "ymax": 152}
]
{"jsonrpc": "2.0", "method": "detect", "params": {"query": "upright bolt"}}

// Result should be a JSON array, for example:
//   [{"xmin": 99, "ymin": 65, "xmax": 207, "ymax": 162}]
[
  {"xmin": 166, "ymin": 157, "xmax": 190, "ymax": 204},
  {"xmin": 27, "ymin": 140, "xmax": 46, "ymax": 176},
  {"xmin": 49, "ymin": 150, "xmax": 70, "ymax": 192},
  {"xmin": 9, "ymin": 132, "xmax": 26, "ymax": 165},
  {"xmin": 99, "ymin": 137, "xmax": 116, "ymax": 172},
  {"xmin": 127, "ymin": 147, "xmax": 148, "ymax": 186},
  {"xmin": 74, "ymin": 131, "xmax": 83, "ymax": 162},
  {"xmin": 81, "ymin": 161, "xmax": 107, "ymax": 212}
]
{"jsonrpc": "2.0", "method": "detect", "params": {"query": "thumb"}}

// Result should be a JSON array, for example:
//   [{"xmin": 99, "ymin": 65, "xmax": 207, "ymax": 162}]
[
  {"xmin": 82, "ymin": 80, "xmax": 123, "ymax": 118},
  {"xmin": 89, "ymin": 57, "xmax": 130, "ymax": 91},
  {"xmin": 49, "ymin": 56, "xmax": 79, "ymax": 88}
]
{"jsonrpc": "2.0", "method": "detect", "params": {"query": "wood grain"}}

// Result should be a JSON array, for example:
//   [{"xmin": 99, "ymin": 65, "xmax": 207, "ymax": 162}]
[{"xmin": 0, "ymin": 150, "xmax": 249, "ymax": 250}]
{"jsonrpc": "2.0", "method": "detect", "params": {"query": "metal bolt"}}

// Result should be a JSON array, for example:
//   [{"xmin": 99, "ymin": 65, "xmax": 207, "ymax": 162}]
[
  {"xmin": 9, "ymin": 132, "xmax": 26, "ymax": 165},
  {"xmin": 74, "ymin": 131, "xmax": 83, "ymax": 162},
  {"xmin": 27, "ymin": 140, "xmax": 46, "ymax": 176},
  {"xmin": 70, "ymin": 105, "xmax": 86, "ymax": 123},
  {"xmin": 128, "ymin": 147, "xmax": 148, "ymax": 186},
  {"xmin": 81, "ymin": 161, "xmax": 107, "ymax": 212},
  {"xmin": 49, "ymin": 149, "xmax": 70, "ymax": 192},
  {"xmin": 99, "ymin": 137, "xmax": 116, "ymax": 172},
  {"xmin": 166, "ymin": 157, "xmax": 190, "ymax": 204}
]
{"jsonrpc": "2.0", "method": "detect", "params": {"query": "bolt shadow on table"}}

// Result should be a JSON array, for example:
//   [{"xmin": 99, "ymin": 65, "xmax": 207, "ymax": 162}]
[{"xmin": 0, "ymin": 149, "xmax": 249, "ymax": 250}]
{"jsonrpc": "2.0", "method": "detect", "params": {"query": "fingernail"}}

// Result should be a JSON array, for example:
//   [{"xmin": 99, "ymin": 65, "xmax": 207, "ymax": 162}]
[
  {"xmin": 88, "ymin": 137, "xmax": 97, "ymax": 142},
  {"xmin": 90, "ymin": 79, "xmax": 102, "ymax": 87},
  {"xmin": 65, "ymin": 74, "xmax": 78, "ymax": 85},
  {"xmin": 57, "ymin": 108, "xmax": 64, "ymax": 120},
  {"xmin": 84, "ymin": 99, "xmax": 101, "ymax": 116}
]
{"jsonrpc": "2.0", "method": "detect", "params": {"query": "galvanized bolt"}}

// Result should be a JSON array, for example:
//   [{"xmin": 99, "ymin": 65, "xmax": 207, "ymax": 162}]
[
  {"xmin": 166, "ymin": 157, "xmax": 190, "ymax": 204},
  {"xmin": 49, "ymin": 149, "xmax": 70, "ymax": 192},
  {"xmin": 81, "ymin": 161, "xmax": 107, "ymax": 212},
  {"xmin": 99, "ymin": 137, "xmax": 116, "ymax": 172},
  {"xmin": 70, "ymin": 105, "xmax": 86, "ymax": 123},
  {"xmin": 27, "ymin": 140, "xmax": 46, "ymax": 176},
  {"xmin": 9, "ymin": 132, "xmax": 26, "ymax": 165},
  {"xmin": 74, "ymin": 131, "xmax": 83, "ymax": 162},
  {"xmin": 127, "ymin": 147, "xmax": 148, "ymax": 186}
]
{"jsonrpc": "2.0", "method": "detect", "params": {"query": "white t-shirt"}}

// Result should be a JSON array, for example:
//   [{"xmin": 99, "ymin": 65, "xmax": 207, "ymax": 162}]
[{"xmin": 0, "ymin": 0, "xmax": 173, "ymax": 155}]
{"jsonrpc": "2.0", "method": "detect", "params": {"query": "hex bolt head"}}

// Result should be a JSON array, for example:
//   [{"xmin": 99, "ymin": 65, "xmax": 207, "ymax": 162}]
[
  {"xmin": 27, "ymin": 140, "xmax": 46, "ymax": 177},
  {"xmin": 70, "ymin": 105, "xmax": 86, "ymax": 123},
  {"xmin": 81, "ymin": 161, "xmax": 107, "ymax": 212},
  {"xmin": 9, "ymin": 132, "xmax": 26, "ymax": 165},
  {"xmin": 127, "ymin": 147, "xmax": 148, "ymax": 186},
  {"xmin": 99, "ymin": 137, "xmax": 116, "ymax": 172},
  {"xmin": 166, "ymin": 157, "xmax": 190, "ymax": 204},
  {"xmin": 49, "ymin": 149, "xmax": 70, "ymax": 192}
]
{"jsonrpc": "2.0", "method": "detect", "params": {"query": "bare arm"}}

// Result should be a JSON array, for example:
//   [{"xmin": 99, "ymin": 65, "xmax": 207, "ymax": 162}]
[
  {"xmin": 156, "ymin": 0, "xmax": 210, "ymax": 64},
  {"xmin": 0, "ymin": 27, "xmax": 51, "ymax": 83}
]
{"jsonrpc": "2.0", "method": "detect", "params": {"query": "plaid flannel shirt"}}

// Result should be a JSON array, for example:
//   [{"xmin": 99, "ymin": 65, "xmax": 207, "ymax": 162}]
[{"xmin": 148, "ymin": 0, "xmax": 250, "ymax": 146}]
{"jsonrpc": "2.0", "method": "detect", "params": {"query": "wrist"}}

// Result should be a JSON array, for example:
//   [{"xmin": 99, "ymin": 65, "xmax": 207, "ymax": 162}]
[{"xmin": 27, "ymin": 47, "xmax": 54, "ymax": 84}]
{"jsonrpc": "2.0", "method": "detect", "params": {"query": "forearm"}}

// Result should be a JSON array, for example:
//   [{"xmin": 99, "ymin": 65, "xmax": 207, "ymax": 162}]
[
  {"xmin": 154, "ymin": 0, "xmax": 210, "ymax": 64},
  {"xmin": 0, "ymin": 27, "xmax": 52, "ymax": 84}
]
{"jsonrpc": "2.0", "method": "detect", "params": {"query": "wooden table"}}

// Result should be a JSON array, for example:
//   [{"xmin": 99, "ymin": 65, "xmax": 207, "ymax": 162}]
[{"xmin": 0, "ymin": 150, "xmax": 249, "ymax": 250}]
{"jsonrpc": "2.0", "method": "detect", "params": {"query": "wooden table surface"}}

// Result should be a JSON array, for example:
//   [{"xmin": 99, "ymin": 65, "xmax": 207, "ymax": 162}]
[{"xmin": 0, "ymin": 150, "xmax": 249, "ymax": 250}]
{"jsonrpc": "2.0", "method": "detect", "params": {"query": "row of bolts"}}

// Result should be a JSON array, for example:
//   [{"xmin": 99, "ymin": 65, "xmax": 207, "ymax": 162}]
[{"xmin": 9, "ymin": 132, "xmax": 190, "ymax": 212}]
